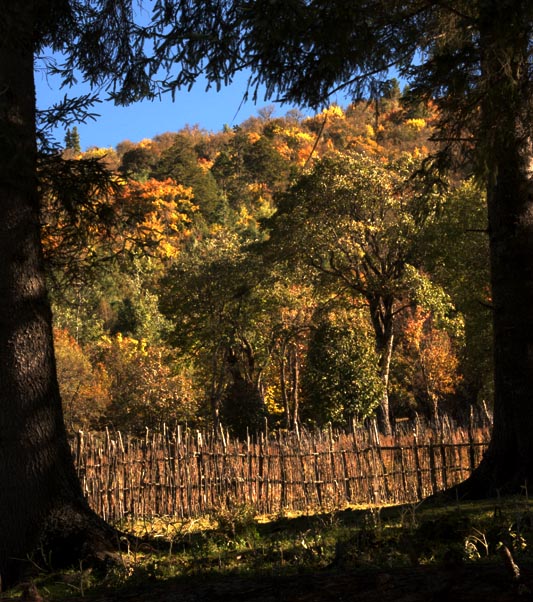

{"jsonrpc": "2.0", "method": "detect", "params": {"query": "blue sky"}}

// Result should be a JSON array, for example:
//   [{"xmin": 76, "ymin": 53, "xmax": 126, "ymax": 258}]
[{"xmin": 35, "ymin": 68, "xmax": 317, "ymax": 151}]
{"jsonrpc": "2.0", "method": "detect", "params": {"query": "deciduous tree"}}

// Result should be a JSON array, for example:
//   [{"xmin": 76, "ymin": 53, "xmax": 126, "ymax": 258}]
[
  {"xmin": 54, "ymin": 328, "xmax": 110, "ymax": 432},
  {"xmin": 402, "ymin": 307, "xmax": 462, "ymax": 423},
  {"xmin": 270, "ymin": 152, "xmax": 438, "ymax": 433},
  {"xmin": 159, "ymin": 226, "xmax": 269, "ymax": 434},
  {"xmin": 301, "ymin": 310, "xmax": 383, "ymax": 428}
]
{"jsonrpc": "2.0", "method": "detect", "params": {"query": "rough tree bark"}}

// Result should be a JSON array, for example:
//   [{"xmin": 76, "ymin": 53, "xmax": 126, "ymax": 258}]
[
  {"xmin": 0, "ymin": 3, "xmax": 116, "ymax": 587},
  {"xmin": 455, "ymin": 3, "xmax": 533, "ymax": 496}
]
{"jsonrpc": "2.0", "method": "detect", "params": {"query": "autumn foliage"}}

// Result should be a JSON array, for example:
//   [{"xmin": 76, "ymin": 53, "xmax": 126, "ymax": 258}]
[{"xmin": 49, "ymin": 93, "xmax": 489, "ymax": 434}]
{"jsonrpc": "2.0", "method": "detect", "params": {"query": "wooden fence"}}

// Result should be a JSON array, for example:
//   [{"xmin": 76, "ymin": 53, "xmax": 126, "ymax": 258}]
[{"xmin": 72, "ymin": 419, "xmax": 491, "ymax": 522}]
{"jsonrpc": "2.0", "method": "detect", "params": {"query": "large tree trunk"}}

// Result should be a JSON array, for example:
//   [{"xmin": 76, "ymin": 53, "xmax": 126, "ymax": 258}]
[
  {"xmin": 457, "ymin": 6, "xmax": 533, "ymax": 496},
  {"xmin": 468, "ymin": 150, "xmax": 533, "ymax": 495},
  {"xmin": 0, "ymin": 4, "xmax": 115, "ymax": 587}
]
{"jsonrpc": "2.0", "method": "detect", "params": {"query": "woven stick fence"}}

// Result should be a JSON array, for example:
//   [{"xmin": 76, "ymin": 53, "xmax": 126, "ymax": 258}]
[{"xmin": 72, "ymin": 418, "xmax": 491, "ymax": 522}]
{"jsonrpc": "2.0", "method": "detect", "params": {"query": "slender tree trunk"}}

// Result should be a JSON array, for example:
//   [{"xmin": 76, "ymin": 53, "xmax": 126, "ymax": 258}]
[
  {"xmin": 458, "ymin": 6, "xmax": 533, "ymax": 496},
  {"xmin": 0, "ymin": 4, "xmax": 115, "ymax": 586},
  {"xmin": 279, "ymin": 343, "xmax": 291, "ymax": 429},
  {"xmin": 279, "ymin": 342, "xmax": 301, "ymax": 432},
  {"xmin": 376, "ymin": 330, "xmax": 394, "ymax": 435},
  {"xmin": 368, "ymin": 297, "xmax": 393, "ymax": 435},
  {"xmin": 291, "ymin": 346, "xmax": 300, "ymax": 431},
  {"xmin": 209, "ymin": 345, "xmax": 226, "ymax": 429}
]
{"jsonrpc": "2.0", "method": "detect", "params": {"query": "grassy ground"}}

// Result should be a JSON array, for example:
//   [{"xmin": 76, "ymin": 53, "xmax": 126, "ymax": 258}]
[{"xmin": 5, "ymin": 495, "xmax": 533, "ymax": 600}]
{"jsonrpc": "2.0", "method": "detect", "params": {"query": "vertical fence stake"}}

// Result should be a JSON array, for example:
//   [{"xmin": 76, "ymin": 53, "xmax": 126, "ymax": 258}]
[{"xmin": 413, "ymin": 431, "xmax": 424, "ymax": 500}]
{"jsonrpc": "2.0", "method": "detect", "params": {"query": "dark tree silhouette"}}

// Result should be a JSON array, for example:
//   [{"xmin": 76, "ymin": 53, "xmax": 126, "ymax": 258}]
[{"xmin": 0, "ymin": 3, "xmax": 125, "ymax": 585}]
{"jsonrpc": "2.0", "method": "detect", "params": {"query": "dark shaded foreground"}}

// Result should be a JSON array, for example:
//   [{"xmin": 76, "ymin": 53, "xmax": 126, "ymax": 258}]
[{"xmin": 5, "ymin": 561, "xmax": 531, "ymax": 602}]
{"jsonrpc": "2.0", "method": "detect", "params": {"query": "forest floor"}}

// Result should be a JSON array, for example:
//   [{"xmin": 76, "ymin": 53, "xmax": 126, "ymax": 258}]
[
  {"xmin": 41, "ymin": 561, "xmax": 533, "ymax": 602},
  {"xmin": 3, "ymin": 497, "xmax": 533, "ymax": 601}
]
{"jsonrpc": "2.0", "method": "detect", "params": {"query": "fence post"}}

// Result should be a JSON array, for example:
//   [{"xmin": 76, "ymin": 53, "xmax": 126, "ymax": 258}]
[
  {"xmin": 247, "ymin": 429, "xmax": 254, "ymax": 504},
  {"xmin": 279, "ymin": 432, "xmax": 287, "ymax": 510},
  {"xmin": 412, "ymin": 430, "xmax": 424, "ymax": 500},
  {"xmin": 197, "ymin": 430, "xmax": 206, "ymax": 513},
  {"xmin": 298, "ymin": 431, "xmax": 310, "ymax": 508},
  {"xmin": 312, "ymin": 435, "xmax": 323, "ymax": 508},
  {"xmin": 468, "ymin": 407, "xmax": 476, "ymax": 473},
  {"xmin": 428, "ymin": 441, "xmax": 438, "ymax": 494},
  {"xmin": 340, "ymin": 449, "xmax": 351, "ymax": 503},
  {"xmin": 258, "ymin": 431, "xmax": 264, "ymax": 511},
  {"xmin": 371, "ymin": 419, "xmax": 392, "ymax": 502},
  {"xmin": 327, "ymin": 425, "xmax": 339, "ymax": 506},
  {"xmin": 75, "ymin": 430, "xmax": 84, "ymax": 478}
]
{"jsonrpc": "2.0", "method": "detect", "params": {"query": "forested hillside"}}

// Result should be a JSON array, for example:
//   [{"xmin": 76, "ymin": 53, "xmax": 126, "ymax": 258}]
[{"xmin": 48, "ymin": 88, "xmax": 491, "ymax": 436}]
